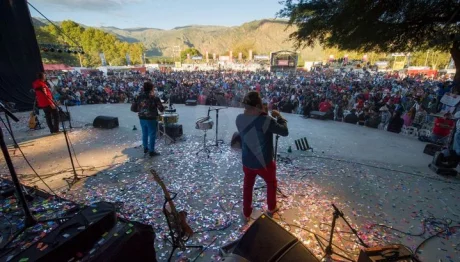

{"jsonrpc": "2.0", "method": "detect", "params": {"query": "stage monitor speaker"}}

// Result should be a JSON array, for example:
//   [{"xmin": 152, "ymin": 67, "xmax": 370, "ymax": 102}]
[
  {"xmin": 232, "ymin": 215, "xmax": 318, "ymax": 262},
  {"xmin": 423, "ymin": 143, "xmax": 442, "ymax": 156},
  {"xmin": 186, "ymin": 99, "xmax": 197, "ymax": 106},
  {"xmin": 9, "ymin": 202, "xmax": 117, "ymax": 262},
  {"xmin": 81, "ymin": 220, "xmax": 157, "ymax": 262},
  {"xmin": 93, "ymin": 116, "xmax": 119, "ymax": 129}
]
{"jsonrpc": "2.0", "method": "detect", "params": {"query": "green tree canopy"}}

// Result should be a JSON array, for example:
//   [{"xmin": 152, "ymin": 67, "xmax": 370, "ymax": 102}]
[
  {"xmin": 279, "ymin": 0, "xmax": 460, "ymax": 87},
  {"xmin": 180, "ymin": 48, "xmax": 202, "ymax": 61},
  {"xmin": 35, "ymin": 20, "xmax": 145, "ymax": 67}
]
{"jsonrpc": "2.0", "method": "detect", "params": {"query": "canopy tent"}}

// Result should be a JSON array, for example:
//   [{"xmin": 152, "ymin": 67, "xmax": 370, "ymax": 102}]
[{"xmin": 43, "ymin": 64, "xmax": 74, "ymax": 71}]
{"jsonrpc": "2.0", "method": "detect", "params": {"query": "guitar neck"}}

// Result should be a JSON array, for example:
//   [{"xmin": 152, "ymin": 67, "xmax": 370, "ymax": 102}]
[{"xmin": 152, "ymin": 170, "xmax": 179, "ymax": 214}]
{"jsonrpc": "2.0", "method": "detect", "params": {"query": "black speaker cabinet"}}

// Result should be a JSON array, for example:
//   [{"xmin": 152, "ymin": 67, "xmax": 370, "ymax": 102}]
[
  {"xmin": 186, "ymin": 99, "xmax": 197, "ymax": 106},
  {"xmin": 93, "ymin": 116, "xmax": 119, "ymax": 129},
  {"xmin": 229, "ymin": 215, "xmax": 319, "ymax": 262},
  {"xmin": 159, "ymin": 123, "xmax": 183, "ymax": 138}
]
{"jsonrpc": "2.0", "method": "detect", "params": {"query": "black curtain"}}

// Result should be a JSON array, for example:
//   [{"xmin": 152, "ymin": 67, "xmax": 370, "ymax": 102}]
[{"xmin": 0, "ymin": 0, "xmax": 43, "ymax": 111}]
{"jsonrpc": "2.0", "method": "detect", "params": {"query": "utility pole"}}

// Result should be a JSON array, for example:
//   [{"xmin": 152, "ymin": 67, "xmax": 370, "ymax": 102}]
[{"xmin": 424, "ymin": 51, "xmax": 429, "ymax": 67}]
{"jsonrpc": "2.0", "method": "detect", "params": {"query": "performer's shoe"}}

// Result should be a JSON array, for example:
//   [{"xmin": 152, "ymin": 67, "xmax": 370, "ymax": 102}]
[
  {"xmin": 267, "ymin": 203, "xmax": 282, "ymax": 217},
  {"xmin": 149, "ymin": 151, "xmax": 161, "ymax": 157},
  {"xmin": 241, "ymin": 211, "xmax": 250, "ymax": 223},
  {"xmin": 144, "ymin": 148, "xmax": 148, "ymax": 154}
]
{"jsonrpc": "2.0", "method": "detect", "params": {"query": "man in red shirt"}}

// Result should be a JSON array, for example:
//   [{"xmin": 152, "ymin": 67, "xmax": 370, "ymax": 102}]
[
  {"xmin": 32, "ymin": 72, "xmax": 59, "ymax": 133},
  {"xmin": 431, "ymin": 113, "xmax": 454, "ymax": 143},
  {"xmin": 319, "ymin": 99, "xmax": 332, "ymax": 112}
]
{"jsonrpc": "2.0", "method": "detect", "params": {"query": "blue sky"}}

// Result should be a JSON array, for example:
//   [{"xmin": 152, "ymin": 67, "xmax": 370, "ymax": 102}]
[{"xmin": 29, "ymin": 0, "xmax": 284, "ymax": 29}]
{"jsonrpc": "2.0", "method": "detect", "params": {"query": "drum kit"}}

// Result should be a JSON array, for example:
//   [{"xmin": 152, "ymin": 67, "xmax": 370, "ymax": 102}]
[
  {"xmin": 195, "ymin": 106, "xmax": 227, "ymax": 157},
  {"xmin": 158, "ymin": 106, "xmax": 180, "ymax": 144},
  {"xmin": 195, "ymin": 116, "xmax": 214, "ymax": 157}
]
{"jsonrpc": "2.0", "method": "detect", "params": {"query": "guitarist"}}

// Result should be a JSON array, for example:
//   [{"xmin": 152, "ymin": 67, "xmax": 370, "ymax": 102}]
[
  {"xmin": 236, "ymin": 91, "xmax": 288, "ymax": 222},
  {"xmin": 32, "ymin": 72, "xmax": 59, "ymax": 134}
]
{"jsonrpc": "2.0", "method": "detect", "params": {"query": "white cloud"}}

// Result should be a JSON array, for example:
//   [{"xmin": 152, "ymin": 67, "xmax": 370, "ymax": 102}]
[{"xmin": 38, "ymin": 0, "xmax": 144, "ymax": 10}]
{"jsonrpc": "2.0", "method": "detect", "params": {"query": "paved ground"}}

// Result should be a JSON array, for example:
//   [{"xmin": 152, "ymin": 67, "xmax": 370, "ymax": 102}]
[{"xmin": 1, "ymin": 104, "xmax": 459, "ymax": 262}]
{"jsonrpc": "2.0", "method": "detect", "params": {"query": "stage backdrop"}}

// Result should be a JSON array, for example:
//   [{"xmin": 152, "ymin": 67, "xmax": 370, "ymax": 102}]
[{"xmin": 0, "ymin": 0, "xmax": 43, "ymax": 111}]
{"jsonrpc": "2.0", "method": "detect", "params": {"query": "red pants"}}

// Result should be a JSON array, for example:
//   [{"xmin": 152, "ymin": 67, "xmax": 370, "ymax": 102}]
[{"xmin": 242, "ymin": 160, "xmax": 277, "ymax": 217}]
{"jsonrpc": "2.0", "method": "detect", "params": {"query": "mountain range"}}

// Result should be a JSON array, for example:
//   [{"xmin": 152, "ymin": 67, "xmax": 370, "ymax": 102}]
[{"xmin": 32, "ymin": 17, "xmax": 325, "ymax": 60}]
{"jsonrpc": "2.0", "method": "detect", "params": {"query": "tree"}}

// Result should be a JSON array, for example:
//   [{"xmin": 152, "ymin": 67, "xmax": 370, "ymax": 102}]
[
  {"xmin": 279, "ymin": 0, "xmax": 460, "ymax": 90},
  {"xmin": 180, "ymin": 48, "xmax": 201, "ymax": 61},
  {"xmin": 34, "ymin": 20, "xmax": 145, "ymax": 67}
]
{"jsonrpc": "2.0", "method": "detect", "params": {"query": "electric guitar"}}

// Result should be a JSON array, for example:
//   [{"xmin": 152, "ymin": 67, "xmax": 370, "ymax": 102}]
[
  {"xmin": 150, "ymin": 169, "xmax": 193, "ymax": 250},
  {"xmin": 28, "ymin": 111, "xmax": 38, "ymax": 129}
]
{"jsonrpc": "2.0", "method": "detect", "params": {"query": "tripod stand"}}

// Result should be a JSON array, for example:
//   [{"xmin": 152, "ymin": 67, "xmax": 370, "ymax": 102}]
[
  {"xmin": 274, "ymin": 134, "xmax": 292, "ymax": 164},
  {"xmin": 0, "ymin": 102, "xmax": 34, "ymax": 152},
  {"xmin": 321, "ymin": 204, "xmax": 368, "ymax": 262},
  {"xmin": 162, "ymin": 192, "xmax": 203, "ymax": 261},
  {"xmin": 0, "ymin": 108, "xmax": 72, "ymax": 252},
  {"xmin": 42, "ymin": 95, "xmax": 86, "ymax": 188}
]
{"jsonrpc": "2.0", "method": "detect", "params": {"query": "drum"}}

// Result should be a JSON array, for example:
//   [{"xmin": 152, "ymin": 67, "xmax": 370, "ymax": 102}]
[
  {"xmin": 161, "ymin": 113, "xmax": 179, "ymax": 124},
  {"xmin": 195, "ymin": 116, "xmax": 213, "ymax": 130}
]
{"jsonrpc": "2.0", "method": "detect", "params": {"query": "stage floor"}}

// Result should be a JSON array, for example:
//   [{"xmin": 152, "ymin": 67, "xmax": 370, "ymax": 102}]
[{"xmin": 1, "ymin": 104, "xmax": 460, "ymax": 261}]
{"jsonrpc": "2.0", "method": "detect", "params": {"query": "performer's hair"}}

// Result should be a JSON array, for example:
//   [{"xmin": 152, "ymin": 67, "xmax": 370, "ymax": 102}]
[
  {"xmin": 37, "ymin": 72, "xmax": 45, "ymax": 79},
  {"xmin": 143, "ymin": 81, "xmax": 154, "ymax": 93},
  {"xmin": 243, "ymin": 91, "xmax": 262, "ymax": 110}
]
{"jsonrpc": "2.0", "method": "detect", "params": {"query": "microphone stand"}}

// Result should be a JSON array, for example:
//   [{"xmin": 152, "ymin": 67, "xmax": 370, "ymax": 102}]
[
  {"xmin": 209, "ymin": 106, "xmax": 227, "ymax": 148},
  {"xmin": 0, "ymin": 107, "xmax": 73, "ymax": 251},
  {"xmin": 322, "ymin": 204, "xmax": 368, "ymax": 262},
  {"xmin": 40, "ymin": 90, "xmax": 86, "ymax": 188},
  {"xmin": 0, "ymin": 102, "xmax": 34, "ymax": 151}
]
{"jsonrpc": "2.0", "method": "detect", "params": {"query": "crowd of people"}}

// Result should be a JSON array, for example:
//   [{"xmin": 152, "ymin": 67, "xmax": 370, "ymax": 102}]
[{"xmin": 45, "ymin": 66, "xmax": 456, "ymax": 143}]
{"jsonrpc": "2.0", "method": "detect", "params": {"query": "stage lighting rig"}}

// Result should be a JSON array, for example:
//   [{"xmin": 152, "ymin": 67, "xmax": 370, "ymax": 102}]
[{"xmin": 39, "ymin": 43, "xmax": 84, "ymax": 55}]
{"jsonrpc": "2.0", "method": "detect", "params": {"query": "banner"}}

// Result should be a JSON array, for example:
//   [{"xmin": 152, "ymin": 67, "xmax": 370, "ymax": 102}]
[
  {"xmin": 219, "ymin": 56, "xmax": 230, "ymax": 61},
  {"xmin": 213, "ymin": 53, "xmax": 216, "ymax": 60},
  {"xmin": 229, "ymin": 51, "xmax": 233, "ymax": 62},
  {"xmin": 99, "ymin": 52, "xmax": 107, "ymax": 66},
  {"xmin": 205, "ymin": 51, "xmax": 209, "ymax": 63},
  {"xmin": 278, "ymin": 60, "xmax": 289, "ymax": 66},
  {"xmin": 238, "ymin": 52, "xmax": 242, "ymax": 60},
  {"xmin": 175, "ymin": 62, "xmax": 182, "ymax": 68},
  {"xmin": 254, "ymin": 55, "xmax": 269, "ymax": 60},
  {"xmin": 393, "ymin": 61, "xmax": 405, "ymax": 70},
  {"xmin": 248, "ymin": 50, "xmax": 253, "ymax": 60}
]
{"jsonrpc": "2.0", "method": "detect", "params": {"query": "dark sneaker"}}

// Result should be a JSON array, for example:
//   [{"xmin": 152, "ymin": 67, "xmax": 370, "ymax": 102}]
[
  {"xmin": 144, "ymin": 148, "xmax": 148, "ymax": 154},
  {"xmin": 241, "ymin": 210, "xmax": 250, "ymax": 223},
  {"xmin": 149, "ymin": 151, "xmax": 161, "ymax": 157},
  {"xmin": 266, "ymin": 203, "xmax": 282, "ymax": 217}
]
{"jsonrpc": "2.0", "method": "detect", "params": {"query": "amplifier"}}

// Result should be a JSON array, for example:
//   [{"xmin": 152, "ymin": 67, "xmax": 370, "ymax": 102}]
[
  {"xmin": 8, "ymin": 202, "xmax": 117, "ymax": 262},
  {"xmin": 357, "ymin": 245, "xmax": 414, "ymax": 262}
]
